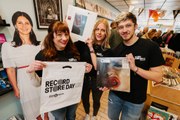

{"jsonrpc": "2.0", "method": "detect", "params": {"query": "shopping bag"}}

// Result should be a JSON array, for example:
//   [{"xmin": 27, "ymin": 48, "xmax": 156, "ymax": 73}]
[{"xmin": 40, "ymin": 62, "xmax": 86, "ymax": 113}]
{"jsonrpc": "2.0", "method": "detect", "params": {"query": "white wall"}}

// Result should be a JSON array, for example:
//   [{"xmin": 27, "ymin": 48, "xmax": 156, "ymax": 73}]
[
  {"xmin": 86, "ymin": 0, "xmax": 119, "ymax": 15},
  {"xmin": 0, "ymin": 0, "xmax": 75, "ymax": 42},
  {"xmin": 0, "ymin": 0, "xmax": 119, "ymax": 42}
]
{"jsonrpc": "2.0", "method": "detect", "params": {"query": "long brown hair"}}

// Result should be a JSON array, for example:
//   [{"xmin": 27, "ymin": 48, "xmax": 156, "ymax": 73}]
[{"xmin": 42, "ymin": 21, "xmax": 80, "ymax": 61}]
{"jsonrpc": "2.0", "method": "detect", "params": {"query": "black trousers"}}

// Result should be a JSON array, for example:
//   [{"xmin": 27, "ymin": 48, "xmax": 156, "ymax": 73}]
[{"xmin": 81, "ymin": 75, "xmax": 103, "ymax": 116}]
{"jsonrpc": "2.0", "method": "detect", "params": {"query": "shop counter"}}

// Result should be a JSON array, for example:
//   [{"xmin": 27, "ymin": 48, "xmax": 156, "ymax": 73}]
[{"xmin": 145, "ymin": 81, "xmax": 180, "ymax": 117}]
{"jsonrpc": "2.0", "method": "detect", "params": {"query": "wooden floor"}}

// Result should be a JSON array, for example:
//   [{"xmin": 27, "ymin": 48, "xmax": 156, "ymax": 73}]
[{"xmin": 76, "ymin": 91, "xmax": 109, "ymax": 120}]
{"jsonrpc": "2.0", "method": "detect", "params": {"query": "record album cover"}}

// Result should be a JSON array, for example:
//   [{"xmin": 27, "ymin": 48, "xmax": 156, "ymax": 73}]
[
  {"xmin": 66, "ymin": 5, "xmax": 97, "ymax": 42},
  {"xmin": 97, "ymin": 57, "xmax": 130, "ymax": 92},
  {"xmin": 146, "ymin": 106, "xmax": 178, "ymax": 120}
]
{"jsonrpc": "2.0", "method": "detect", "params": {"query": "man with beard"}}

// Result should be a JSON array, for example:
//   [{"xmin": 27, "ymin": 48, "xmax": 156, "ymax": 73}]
[{"xmin": 102, "ymin": 12, "xmax": 165, "ymax": 120}]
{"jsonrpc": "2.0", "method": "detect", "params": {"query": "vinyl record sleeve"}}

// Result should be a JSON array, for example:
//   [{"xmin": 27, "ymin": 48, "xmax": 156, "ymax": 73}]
[
  {"xmin": 146, "ymin": 106, "xmax": 178, "ymax": 120},
  {"xmin": 66, "ymin": 5, "xmax": 97, "ymax": 42},
  {"xmin": 97, "ymin": 57, "xmax": 130, "ymax": 92}
]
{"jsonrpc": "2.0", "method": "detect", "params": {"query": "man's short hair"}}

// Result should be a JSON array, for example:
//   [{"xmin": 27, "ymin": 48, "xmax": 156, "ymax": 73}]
[
  {"xmin": 110, "ymin": 21, "xmax": 117, "ymax": 29},
  {"xmin": 115, "ymin": 12, "xmax": 137, "ymax": 25}
]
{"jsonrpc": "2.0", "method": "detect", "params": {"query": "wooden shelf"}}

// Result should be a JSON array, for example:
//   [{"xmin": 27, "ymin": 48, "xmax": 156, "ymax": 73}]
[
  {"xmin": 0, "ymin": 87, "xmax": 13, "ymax": 96},
  {"xmin": 0, "ymin": 24, "xmax": 10, "ymax": 27},
  {"xmin": 0, "ymin": 19, "xmax": 10, "ymax": 27},
  {"xmin": 144, "ymin": 81, "xmax": 180, "ymax": 117}
]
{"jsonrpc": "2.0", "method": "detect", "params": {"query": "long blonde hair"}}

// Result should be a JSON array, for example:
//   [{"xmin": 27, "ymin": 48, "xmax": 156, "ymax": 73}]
[{"xmin": 91, "ymin": 18, "xmax": 110, "ymax": 50}]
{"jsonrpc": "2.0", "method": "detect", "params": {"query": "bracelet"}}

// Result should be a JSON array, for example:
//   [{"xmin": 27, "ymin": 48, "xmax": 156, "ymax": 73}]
[
  {"xmin": 90, "ymin": 50, "xmax": 95, "ymax": 53},
  {"xmin": 134, "ymin": 67, "xmax": 139, "ymax": 73},
  {"xmin": 90, "ymin": 48, "xmax": 95, "ymax": 53}
]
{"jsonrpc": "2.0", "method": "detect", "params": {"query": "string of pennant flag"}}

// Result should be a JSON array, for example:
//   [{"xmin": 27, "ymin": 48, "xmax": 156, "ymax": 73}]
[{"xmin": 129, "ymin": 6, "xmax": 180, "ymax": 22}]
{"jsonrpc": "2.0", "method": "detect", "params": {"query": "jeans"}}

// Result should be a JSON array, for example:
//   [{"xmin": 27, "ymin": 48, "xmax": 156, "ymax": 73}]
[
  {"xmin": 51, "ymin": 104, "xmax": 78, "ymax": 120},
  {"xmin": 108, "ymin": 91, "xmax": 144, "ymax": 120}
]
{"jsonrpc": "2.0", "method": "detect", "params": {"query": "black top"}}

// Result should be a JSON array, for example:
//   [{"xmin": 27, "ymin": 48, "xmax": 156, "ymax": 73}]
[
  {"xmin": 152, "ymin": 36, "xmax": 163, "ymax": 47},
  {"xmin": 109, "ymin": 29, "xmax": 123, "ymax": 49},
  {"xmin": 35, "ymin": 50, "xmax": 78, "ymax": 77},
  {"xmin": 168, "ymin": 33, "xmax": 180, "ymax": 52},
  {"xmin": 111, "ymin": 38, "xmax": 165, "ymax": 104},
  {"xmin": 74, "ymin": 41, "xmax": 112, "ymax": 77}
]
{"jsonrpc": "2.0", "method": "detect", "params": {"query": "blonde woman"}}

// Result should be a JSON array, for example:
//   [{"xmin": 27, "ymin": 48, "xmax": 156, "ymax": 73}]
[{"xmin": 75, "ymin": 18, "xmax": 111, "ymax": 120}]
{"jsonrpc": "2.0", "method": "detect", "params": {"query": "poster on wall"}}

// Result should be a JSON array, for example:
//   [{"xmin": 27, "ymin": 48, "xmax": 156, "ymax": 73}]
[
  {"xmin": 97, "ymin": 57, "xmax": 130, "ymax": 92},
  {"xmin": 40, "ymin": 62, "xmax": 86, "ymax": 113},
  {"xmin": 33, "ymin": 0, "xmax": 63, "ymax": 29},
  {"xmin": 66, "ymin": 5, "xmax": 97, "ymax": 42}
]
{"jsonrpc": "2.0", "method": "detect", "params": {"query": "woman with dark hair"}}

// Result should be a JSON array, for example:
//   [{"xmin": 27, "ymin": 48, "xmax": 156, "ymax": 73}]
[
  {"xmin": 1, "ymin": 11, "xmax": 48, "ymax": 120},
  {"xmin": 39, "ymin": 21, "xmax": 80, "ymax": 61},
  {"xmin": 11, "ymin": 11, "xmax": 39, "ymax": 47},
  {"xmin": 26, "ymin": 21, "xmax": 92, "ymax": 120}
]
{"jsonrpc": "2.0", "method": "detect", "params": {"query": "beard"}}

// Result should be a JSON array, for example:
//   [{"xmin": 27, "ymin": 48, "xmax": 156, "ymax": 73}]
[
  {"xmin": 121, "ymin": 29, "xmax": 136, "ymax": 42},
  {"xmin": 121, "ymin": 32, "xmax": 134, "ymax": 42}
]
